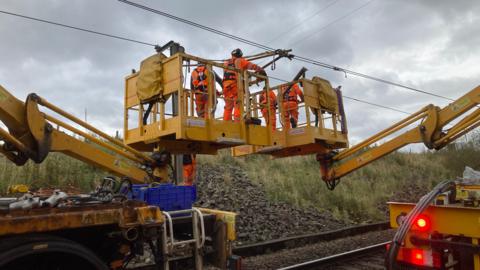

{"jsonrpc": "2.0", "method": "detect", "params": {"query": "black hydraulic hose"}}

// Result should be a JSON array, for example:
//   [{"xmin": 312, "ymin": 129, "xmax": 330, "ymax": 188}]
[{"xmin": 386, "ymin": 180, "xmax": 455, "ymax": 269}]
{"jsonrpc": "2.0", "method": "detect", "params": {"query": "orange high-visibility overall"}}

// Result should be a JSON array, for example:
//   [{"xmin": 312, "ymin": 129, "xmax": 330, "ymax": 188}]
[
  {"xmin": 191, "ymin": 65, "xmax": 209, "ymax": 118},
  {"xmin": 281, "ymin": 84, "xmax": 303, "ymax": 129},
  {"xmin": 183, "ymin": 154, "xmax": 196, "ymax": 186},
  {"xmin": 223, "ymin": 57, "xmax": 262, "ymax": 122},
  {"xmin": 259, "ymin": 90, "xmax": 277, "ymax": 130}
]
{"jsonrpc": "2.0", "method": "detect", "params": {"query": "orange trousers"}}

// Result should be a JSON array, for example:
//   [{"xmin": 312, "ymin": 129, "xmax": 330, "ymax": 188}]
[
  {"xmin": 195, "ymin": 93, "xmax": 208, "ymax": 118},
  {"xmin": 223, "ymin": 84, "xmax": 240, "ymax": 122},
  {"xmin": 282, "ymin": 101, "xmax": 299, "ymax": 129},
  {"xmin": 183, "ymin": 163, "xmax": 195, "ymax": 186},
  {"xmin": 261, "ymin": 108, "xmax": 276, "ymax": 130}
]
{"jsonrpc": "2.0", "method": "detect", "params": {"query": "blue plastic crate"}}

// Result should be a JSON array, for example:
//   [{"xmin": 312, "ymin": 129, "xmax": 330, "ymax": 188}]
[
  {"xmin": 128, "ymin": 184, "xmax": 197, "ymax": 211},
  {"xmin": 170, "ymin": 185, "xmax": 196, "ymax": 211},
  {"xmin": 128, "ymin": 184, "xmax": 149, "ymax": 201},
  {"xmin": 148, "ymin": 184, "xmax": 197, "ymax": 211}
]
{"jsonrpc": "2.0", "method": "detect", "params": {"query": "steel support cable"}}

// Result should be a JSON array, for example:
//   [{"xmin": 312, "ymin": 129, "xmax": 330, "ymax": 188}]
[
  {"xmin": 292, "ymin": 57, "xmax": 455, "ymax": 101},
  {"xmin": 259, "ymin": 0, "xmax": 368, "ymax": 65},
  {"xmin": 254, "ymin": 0, "xmax": 341, "ymax": 65},
  {"xmin": 267, "ymin": 75, "xmax": 410, "ymax": 115},
  {"xmin": 290, "ymin": 0, "xmax": 376, "ymax": 47},
  {"xmin": 0, "ymin": 6, "xmax": 452, "ymax": 103},
  {"xmin": 266, "ymin": 0, "xmax": 341, "ymax": 46},
  {"xmin": 117, "ymin": 0, "xmax": 455, "ymax": 102},
  {"xmin": 117, "ymin": 0, "xmax": 273, "ymax": 51},
  {"xmin": 0, "ymin": 8, "xmax": 425, "ymax": 115},
  {"xmin": 0, "ymin": 10, "xmax": 155, "ymax": 46},
  {"xmin": 342, "ymin": 96, "xmax": 409, "ymax": 114}
]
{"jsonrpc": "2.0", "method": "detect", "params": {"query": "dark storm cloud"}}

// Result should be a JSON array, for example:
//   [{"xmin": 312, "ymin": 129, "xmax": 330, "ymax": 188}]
[{"xmin": 0, "ymin": 0, "xmax": 479, "ymax": 144}]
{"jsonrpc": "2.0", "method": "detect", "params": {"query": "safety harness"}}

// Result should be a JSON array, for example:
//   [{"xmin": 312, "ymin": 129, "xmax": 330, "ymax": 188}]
[
  {"xmin": 223, "ymin": 58, "xmax": 237, "ymax": 82},
  {"xmin": 192, "ymin": 65, "xmax": 208, "ymax": 92},
  {"xmin": 282, "ymin": 85, "xmax": 298, "ymax": 102}
]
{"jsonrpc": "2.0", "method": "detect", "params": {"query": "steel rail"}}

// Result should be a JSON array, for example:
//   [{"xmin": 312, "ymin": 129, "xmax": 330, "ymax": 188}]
[
  {"xmin": 233, "ymin": 221, "xmax": 389, "ymax": 257},
  {"xmin": 278, "ymin": 241, "xmax": 390, "ymax": 270}
]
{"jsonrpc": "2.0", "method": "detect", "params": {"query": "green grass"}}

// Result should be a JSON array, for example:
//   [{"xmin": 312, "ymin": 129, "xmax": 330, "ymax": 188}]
[
  {"xmin": 1, "ymin": 138, "xmax": 479, "ymax": 224},
  {"xmin": 0, "ymin": 153, "xmax": 107, "ymax": 193},
  {"xmin": 199, "ymin": 142, "xmax": 480, "ymax": 223}
]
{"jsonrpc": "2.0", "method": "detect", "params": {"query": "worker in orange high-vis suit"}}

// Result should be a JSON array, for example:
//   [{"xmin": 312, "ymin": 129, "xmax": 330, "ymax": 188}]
[
  {"xmin": 190, "ymin": 64, "xmax": 223, "ymax": 118},
  {"xmin": 281, "ymin": 83, "xmax": 304, "ymax": 129},
  {"xmin": 182, "ymin": 154, "xmax": 196, "ymax": 186},
  {"xmin": 223, "ymin": 48, "xmax": 266, "ymax": 122},
  {"xmin": 259, "ymin": 87, "xmax": 277, "ymax": 130}
]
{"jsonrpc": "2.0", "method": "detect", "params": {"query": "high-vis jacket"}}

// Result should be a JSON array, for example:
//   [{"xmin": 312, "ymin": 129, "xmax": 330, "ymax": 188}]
[
  {"xmin": 260, "ymin": 90, "xmax": 277, "ymax": 109},
  {"xmin": 190, "ymin": 65, "xmax": 223, "ymax": 92},
  {"xmin": 191, "ymin": 65, "xmax": 207, "ymax": 91},
  {"xmin": 281, "ymin": 84, "xmax": 303, "ymax": 103},
  {"xmin": 223, "ymin": 57, "xmax": 262, "ymax": 84}
]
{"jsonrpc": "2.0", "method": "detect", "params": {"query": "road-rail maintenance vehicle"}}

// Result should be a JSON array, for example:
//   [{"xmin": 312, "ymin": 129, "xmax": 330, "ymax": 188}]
[{"xmin": 0, "ymin": 41, "xmax": 480, "ymax": 269}]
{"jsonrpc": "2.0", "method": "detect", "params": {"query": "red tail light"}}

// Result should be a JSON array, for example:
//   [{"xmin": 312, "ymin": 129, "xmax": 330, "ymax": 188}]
[
  {"xmin": 414, "ymin": 215, "xmax": 430, "ymax": 231},
  {"xmin": 397, "ymin": 247, "xmax": 441, "ymax": 268}
]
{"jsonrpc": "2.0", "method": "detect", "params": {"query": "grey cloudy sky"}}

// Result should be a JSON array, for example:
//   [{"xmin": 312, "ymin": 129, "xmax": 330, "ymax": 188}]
[{"xmin": 1, "ymin": 0, "xmax": 479, "ymax": 148}]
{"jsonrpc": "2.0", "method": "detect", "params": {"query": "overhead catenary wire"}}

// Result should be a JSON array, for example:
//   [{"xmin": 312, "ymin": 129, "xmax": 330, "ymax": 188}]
[
  {"xmin": 0, "ymin": 10, "xmax": 155, "ymax": 46},
  {"xmin": 116, "ymin": 0, "xmax": 272, "ymax": 51},
  {"xmin": 290, "ymin": 0, "xmax": 375, "ymax": 47},
  {"xmin": 292, "ymin": 56, "xmax": 455, "ymax": 101},
  {"xmin": 0, "ymin": 8, "xmax": 414, "ymax": 115},
  {"xmin": 0, "ymin": 5, "xmax": 453, "ymax": 102},
  {"xmin": 267, "ymin": 75, "xmax": 410, "ymax": 114},
  {"xmin": 117, "ymin": 0, "xmax": 455, "ymax": 102},
  {"xmin": 265, "ymin": 0, "xmax": 341, "ymax": 45},
  {"xmin": 254, "ymin": 0, "xmax": 340, "ymax": 65}
]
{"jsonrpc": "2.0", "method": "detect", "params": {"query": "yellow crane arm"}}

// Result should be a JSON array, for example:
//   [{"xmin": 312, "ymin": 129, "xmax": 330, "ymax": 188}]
[
  {"xmin": 0, "ymin": 85, "xmax": 156, "ymax": 183},
  {"xmin": 319, "ymin": 85, "xmax": 480, "ymax": 187}
]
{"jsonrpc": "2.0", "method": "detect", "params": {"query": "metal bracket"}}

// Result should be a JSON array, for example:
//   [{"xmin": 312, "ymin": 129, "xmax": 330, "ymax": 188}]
[{"xmin": 24, "ymin": 93, "xmax": 51, "ymax": 163}]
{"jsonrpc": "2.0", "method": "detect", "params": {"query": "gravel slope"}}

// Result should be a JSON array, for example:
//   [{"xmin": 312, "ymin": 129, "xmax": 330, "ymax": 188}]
[{"xmin": 194, "ymin": 163, "xmax": 345, "ymax": 245}]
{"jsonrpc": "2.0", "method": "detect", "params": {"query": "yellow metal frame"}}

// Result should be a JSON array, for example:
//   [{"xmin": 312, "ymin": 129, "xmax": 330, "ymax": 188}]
[
  {"xmin": 0, "ymin": 85, "xmax": 153, "ymax": 183},
  {"xmin": 0, "ymin": 203, "xmax": 164, "ymax": 237},
  {"xmin": 124, "ymin": 52, "xmax": 348, "ymax": 156},
  {"xmin": 197, "ymin": 208, "xmax": 237, "ymax": 241},
  {"xmin": 124, "ymin": 52, "xmax": 276, "ymax": 154},
  {"xmin": 231, "ymin": 79, "xmax": 349, "ymax": 158},
  {"xmin": 389, "ymin": 202, "xmax": 480, "ymax": 238},
  {"xmin": 320, "ymin": 85, "xmax": 480, "ymax": 182},
  {"xmin": 389, "ymin": 201, "xmax": 480, "ymax": 269}
]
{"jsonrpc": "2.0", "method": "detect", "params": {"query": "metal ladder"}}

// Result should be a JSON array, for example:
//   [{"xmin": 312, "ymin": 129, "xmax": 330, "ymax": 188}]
[{"xmin": 161, "ymin": 208, "xmax": 205, "ymax": 270}]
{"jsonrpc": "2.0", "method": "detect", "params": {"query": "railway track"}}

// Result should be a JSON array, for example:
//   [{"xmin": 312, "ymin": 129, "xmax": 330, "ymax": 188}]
[
  {"xmin": 233, "ymin": 221, "xmax": 390, "ymax": 257},
  {"xmin": 131, "ymin": 222, "xmax": 392, "ymax": 269},
  {"xmin": 277, "ymin": 241, "xmax": 390, "ymax": 270}
]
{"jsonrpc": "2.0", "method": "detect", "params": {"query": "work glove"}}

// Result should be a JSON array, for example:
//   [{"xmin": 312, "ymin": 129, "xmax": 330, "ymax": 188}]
[{"xmin": 257, "ymin": 69, "xmax": 267, "ymax": 77}]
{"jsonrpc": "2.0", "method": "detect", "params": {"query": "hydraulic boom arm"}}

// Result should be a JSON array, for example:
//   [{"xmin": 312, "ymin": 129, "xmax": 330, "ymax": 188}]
[
  {"xmin": 0, "ymin": 85, "xmax": 160, "ymax": 183},
  {"xmin": 319, "ymin": 85, "xmax": 480, "ymax": 188}
]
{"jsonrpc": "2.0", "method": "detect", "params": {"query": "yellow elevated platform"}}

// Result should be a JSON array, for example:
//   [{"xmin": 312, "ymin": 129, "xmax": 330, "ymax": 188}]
[
  {"xmin": 232, "ymin": 77, "xmax": 349, "ymax": 158},
  {"xmin": 123, "ymin": 52, "xmax": 348, "ymax": 156}
]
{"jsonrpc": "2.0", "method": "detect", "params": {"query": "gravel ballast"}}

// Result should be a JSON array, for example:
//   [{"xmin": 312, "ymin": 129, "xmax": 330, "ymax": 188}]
[
  {"xmin": 194, "ymin": 163, "xmax": 345, "ymax": 245},
  {"xmin": 242, "ymin": 229, "xmax": 395, "ymax": 269}
]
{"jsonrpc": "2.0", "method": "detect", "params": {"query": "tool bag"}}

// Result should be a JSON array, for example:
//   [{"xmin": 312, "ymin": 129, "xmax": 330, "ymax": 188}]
[
  {"xmin": 136, "ymin": 53, "xmax": 166, "ymax": 103},
  {"xmin": 304, "ymin": 76, "xmax": 339, "ymax": 113}
]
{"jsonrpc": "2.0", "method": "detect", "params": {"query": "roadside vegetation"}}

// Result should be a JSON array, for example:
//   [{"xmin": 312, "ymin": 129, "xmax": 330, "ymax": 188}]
[
  {"xmin": 1, "ymin": 137, "xmax": 478, "ymax": 224},
  {"xmin": 200, "ymin": 140, "xmax": 480, "ymax": 223},
  {"xmin": 0, "ymin": 153, "xmax": 106, "ymax": 192}
]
